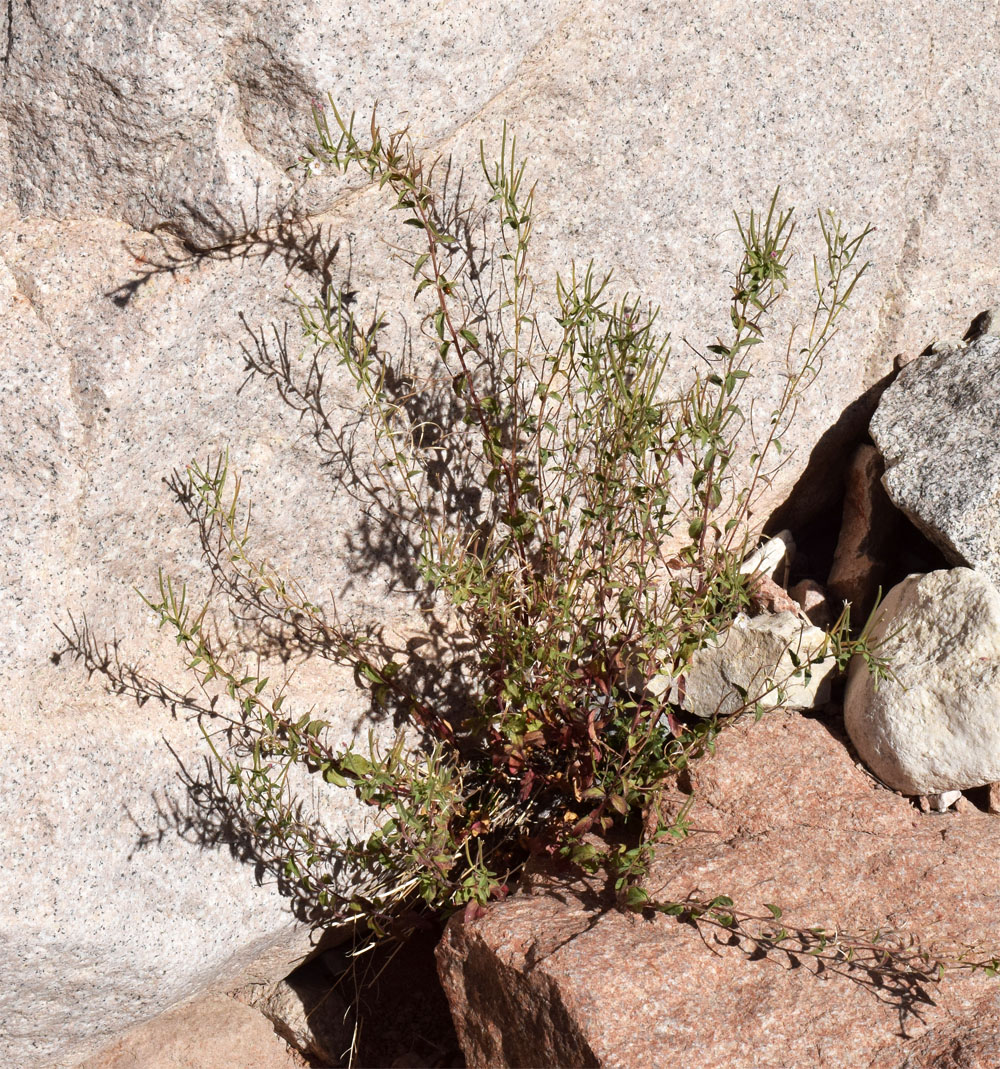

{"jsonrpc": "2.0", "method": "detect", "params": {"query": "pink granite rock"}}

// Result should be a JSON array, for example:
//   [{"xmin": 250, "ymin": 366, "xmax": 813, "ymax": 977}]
[
  {"xmin": 438, "ymin": 710, "xmax": 1000, "ymax": 1068},
  {"xmin": 747, "ymin": 572, "xmax": 800, "ymax": 616},
  {"xmin": 83, "ymin": 990, "xmax": 307, "ymax": 1069}
]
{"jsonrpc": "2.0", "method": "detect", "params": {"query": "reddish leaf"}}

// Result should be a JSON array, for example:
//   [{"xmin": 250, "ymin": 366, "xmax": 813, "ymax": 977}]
[{"xmin": 464, "ymin": 901, "xmax": 487, "ymax": 923}]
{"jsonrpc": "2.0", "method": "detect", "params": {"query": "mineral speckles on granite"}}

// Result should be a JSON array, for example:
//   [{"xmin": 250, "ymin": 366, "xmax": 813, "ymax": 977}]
[
  {"xmin": 0, "ymin": 0, "xmax": 571, "ymax": 244},
  {"xmin": 5, "ymin": 0, "xmax": 1000, "ymax": 1064},
  {"xmin": 437, "ymin": 711, "xmax": 1000, "ymax": 1069}
]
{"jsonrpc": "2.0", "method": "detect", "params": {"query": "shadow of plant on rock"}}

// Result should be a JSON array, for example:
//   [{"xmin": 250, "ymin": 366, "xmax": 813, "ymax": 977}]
[
  {"xmin": 647, "ymin": 894, "xmax": 945, "ymax": 1027},
  {"xmin": 105, "ymin": 185, "xmax": 342, "ymax": 309},
  {"xmin": 53, "ymin": 612, "xmax": 216, "ymax": 721}
]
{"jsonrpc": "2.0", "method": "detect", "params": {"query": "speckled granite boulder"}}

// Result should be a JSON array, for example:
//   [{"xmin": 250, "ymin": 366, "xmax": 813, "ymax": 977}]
[
  {"xmin": 0, "ymin": 0, "xmax": 571, "ymax": 248},
  {"xmin": 845, "ymin": 568, "xmax": 1000, "ymax": 795},
  {"xmin": 5, "ymin": 1, "xmax": 1000, "ymax": 1065},
  {"xmin": 437, "ymin": 710, "xmax": 1000, "ymax": 1069},
  {"xmin": 871, "ymin": 335, "xmax": 1000, "ymax": 586},
  {"xmin": 0, "ymin": 214, "xmax": 409, "ymax": 1067},
  {"xmin": 6, "ymin": 1, "xmax": 1000, "ymax": 525}
]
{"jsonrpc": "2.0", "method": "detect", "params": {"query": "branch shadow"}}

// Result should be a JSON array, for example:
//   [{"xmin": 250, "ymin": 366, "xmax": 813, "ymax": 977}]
[
  {"xmin": 105, "ymin": 185, "xmax": 341, "ymax": 309},
  {"xmin": 211, "ymin": 152, "xmax": 506, "ymax": 735},
  {"xmin": 52, "ymin": 612, "xmax": 215, "ymax": 721},
  {"xmin": 125, "ymin": 742, "xmax": 356, "ymax": 927},
  {"xmin": 60, "ymin": 156, "xmax": 510, "ymax": 923},
  {"xmin": 686, "ymin": 916, "xmax": 940, "ymax": 1032}
]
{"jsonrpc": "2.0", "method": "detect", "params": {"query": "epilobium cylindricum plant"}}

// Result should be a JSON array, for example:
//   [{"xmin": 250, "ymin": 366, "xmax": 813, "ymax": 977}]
[{"xmin": 143, "ymin": 102, "xmax": 891, "ymax": 944}]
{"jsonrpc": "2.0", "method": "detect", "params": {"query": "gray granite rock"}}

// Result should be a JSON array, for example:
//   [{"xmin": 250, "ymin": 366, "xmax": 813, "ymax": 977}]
[
  {"xmin": 845, "ymin": 568, "xmax": 1000, "ymax": 795},
  {"xmin": 7, "ymin": 0, "xmax": 1000, "ymax": 527},
  {"xmin": 0, "ymin": 0, "xmax": 569, "ymax": 248},
  {"xmin": 871, "ymin": 334, "xmax": 1000, "ymax": 586},
  {"xmin": 662, "ymin": 611, "xmax": 836, "ymax": 717}
]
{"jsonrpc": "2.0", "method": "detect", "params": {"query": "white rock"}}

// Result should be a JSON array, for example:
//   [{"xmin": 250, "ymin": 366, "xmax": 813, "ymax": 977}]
[
  {"xmin": 740, "ymin": 530, "xmax": 795, "ymax": 582},
  {"xmin": 666, "ymin": 612, "xmax": 836, "ymax": 718},
  {"xmin": 844, "ymin": 568, "xmax": 1000, "ymax": 795},
  {"xmin": 924, "ymin": 337, "xmax": 967, "ymax": 354},
  {"xmin": 927, "ymin": 790, "xmax": 963, "ymax": 813}
]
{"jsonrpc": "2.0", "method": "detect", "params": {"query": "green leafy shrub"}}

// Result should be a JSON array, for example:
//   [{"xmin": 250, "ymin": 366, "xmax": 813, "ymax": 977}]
[{"xmin": 143, "ymin": 103, "xmax": 886, "ymax": 940}]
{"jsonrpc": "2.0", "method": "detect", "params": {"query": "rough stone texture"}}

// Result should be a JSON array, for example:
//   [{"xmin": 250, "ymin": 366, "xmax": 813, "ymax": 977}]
[
  {"xmin": 827, "ymin": 444, "xmax": 898, "ymax": 620},
  {"xmin": 964, "ymin": 306, "xmax": 1000, "ymax": 342},
  {"xmin": 747, "ymin": 571, "xmax": 801, "ymax": 616},
  {"xmin": 871, "ymin": 335, "xmax": 1000, "ymax": 587},
  {"xmin": 740, "ymin": 531, "xmax": 794, "ymax": 584},
  {"xmin": 240, "ymin": 968, "xmax": 352, "ymax": 1065},
  {"xmin": 665, "ymin": 611, "xmax": 836, "ymax": 716},
  {"xmin": 845, "ymin": 568, "xmax": 1000, "ymax": 795},
  {"xmin": 5, "ymin": 1, "xmax": 1000, "ymax": 1063},
  {"xmin": 0, "ymin": 0, "xmax": 571, "ymax": 247},
  {"xmin": 918, "ymin": 790, "xmax": 964, "ymax": 814},
  {"xmin": 5, "ymin": 1, "xmax": 1000, "ymax": 520},
  {"xmin": 437, "ymin": 710, "xmax": 1000, "ymax": 1069},
  {"xmin": 82, "ymin": 989, "xmax": 306, "ymax": 1069},
  {"xmin": 868, "ymin": 1008, "xmax": 1000, "ymax": 1069},
  {"xmin": 0, "ymin": 212, "xmax": 417, "ymax": 1067},
  {"xmin": 742, "ymin": 531, "xmax": 800, "ymax": 616}
]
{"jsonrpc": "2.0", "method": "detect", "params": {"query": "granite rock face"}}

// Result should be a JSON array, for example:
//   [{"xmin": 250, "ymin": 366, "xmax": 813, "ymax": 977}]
[
  {"xmin": 5, "ymin": 0, "xmax": 1000, "ymax": 1064},
  {"xmin": 7, "ymin": 0, "xmax": 1000, "ymax": 511},
  {"xmin": 0, "ymin": 214, "xmax": 408, "ymax": 1067},
  {"xmin": 870, "ymin": 335, "xmax": 1000, "ymax": 587},
  {"xmin": 0, "ymin": 0, "xmax": 570, "ymax": 248},
  {"xmin": 844, "ymin": 568, "xmax": 1000, "ymax": 795},
  {"xmin": 437, "ymin": 710, "xmax": 1000, "ymax": 1069}
]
